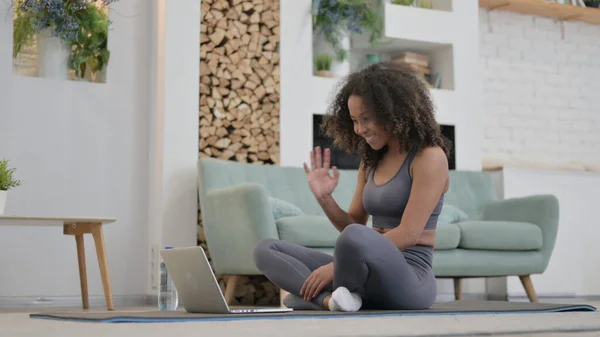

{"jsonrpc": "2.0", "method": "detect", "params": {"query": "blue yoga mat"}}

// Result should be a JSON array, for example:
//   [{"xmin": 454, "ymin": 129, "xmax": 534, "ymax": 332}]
[{"xmin": 30, "ymin": 300, "xmax": 597, "ymax": 323}]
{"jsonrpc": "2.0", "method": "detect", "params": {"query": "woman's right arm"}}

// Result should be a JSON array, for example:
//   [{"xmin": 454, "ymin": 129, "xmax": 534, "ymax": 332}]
[{"xmin": 317, "ymin": 163, "xmax": 370, "ymax": 232}]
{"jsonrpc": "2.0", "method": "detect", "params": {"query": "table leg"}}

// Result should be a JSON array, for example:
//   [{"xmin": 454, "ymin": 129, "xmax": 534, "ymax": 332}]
[
  {"xmin": 75, "ymin": 234, "xmax": 89, "ymax": 309},
  {"xmin": 91, "ymin": 224, "xmax": 114, "ymax": 311},
  {"xmin": 64, "ymin": 222, "xmax": 115, "ymax": 311}
]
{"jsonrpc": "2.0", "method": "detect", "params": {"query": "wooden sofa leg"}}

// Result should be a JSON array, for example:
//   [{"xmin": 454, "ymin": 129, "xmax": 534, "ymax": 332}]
[
  {"xmin": 519, "ymin": 275, "xmax": 538, "ymax": 302},
  {"xmin": 453, "ymin": 278, "xmax": 462, "ymax": 300},
  {"xmin": 224, "ymin": 275, "xmax": 240, "ymax": 304}
]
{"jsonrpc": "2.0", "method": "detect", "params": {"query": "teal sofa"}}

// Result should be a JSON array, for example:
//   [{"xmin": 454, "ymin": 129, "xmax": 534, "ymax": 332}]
[{"xmin": 198, "ymin": 157, "xmax": 559, "ymax": 303}]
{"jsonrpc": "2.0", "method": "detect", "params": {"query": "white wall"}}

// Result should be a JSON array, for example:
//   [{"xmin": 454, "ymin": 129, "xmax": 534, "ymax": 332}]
[
  {"xmin": 147, "ymin": 0, "xmax": 200, "ymax": 295},
  {"xmin": 0, "ymin": 1, "xmax": 152, "ymax": 303},
  {"xmin": 279, "ymin": 0, "xmax": 314, "ymax": 169},
  {"xmin": 479, "ymin": 9, "xmax": 600, "ymax": 171}
]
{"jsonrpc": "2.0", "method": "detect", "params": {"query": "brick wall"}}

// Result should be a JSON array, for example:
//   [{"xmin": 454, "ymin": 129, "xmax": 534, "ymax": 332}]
[{"xmin": 479, "ymin": 8, "xmax": 600, "ymax": 171}]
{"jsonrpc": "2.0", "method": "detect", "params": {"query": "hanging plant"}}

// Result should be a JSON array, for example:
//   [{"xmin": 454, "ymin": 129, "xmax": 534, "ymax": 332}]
[
  {"xmin": 68, "ymin": 2, "xmax": 113, "ymax": 78},
  {"xmin": 312, "ymin": 0, "xmax": 384, "ymax": 62},
  {"xmin": 11, "ymin": 0, "xmax": 119, "ymax": 80}
]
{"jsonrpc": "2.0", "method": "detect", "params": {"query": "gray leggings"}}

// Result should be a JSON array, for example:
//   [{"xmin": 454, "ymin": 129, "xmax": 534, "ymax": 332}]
[{"xmin": 253, "ymin": 223, "xmax": 437, "ymax": 310}]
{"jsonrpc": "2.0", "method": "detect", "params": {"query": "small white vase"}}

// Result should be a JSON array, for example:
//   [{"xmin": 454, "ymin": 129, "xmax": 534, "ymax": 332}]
[
  {"xmin": 0, "ymin": 190, "xmax": 7, "ymax": 215},
  {"xmin": 313, "ymin": 28, "xmax": 351, "ymax": 78},
  {"xmin": 37, "ymin": 28, "xmax": 71, "ymax": 80}
]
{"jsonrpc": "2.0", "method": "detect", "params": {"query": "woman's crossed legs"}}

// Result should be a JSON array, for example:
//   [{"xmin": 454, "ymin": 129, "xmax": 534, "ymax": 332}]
[
  {"xmin": 253, "ymin": 235, "xmax": 334, "ymax": 308},
  {"xmin": 253, "ymin": 223, "xmax": 437, "ymax": 311}
]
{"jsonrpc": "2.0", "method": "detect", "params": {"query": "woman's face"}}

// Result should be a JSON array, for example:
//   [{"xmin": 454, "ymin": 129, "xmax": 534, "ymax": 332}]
[{"xmin": 348, "ymin": 95, "xmax": 391, "ymax": 150}]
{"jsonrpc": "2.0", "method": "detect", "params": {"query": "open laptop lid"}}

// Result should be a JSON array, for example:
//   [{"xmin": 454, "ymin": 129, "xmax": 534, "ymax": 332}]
[{"xmin": 160, "ymin": 246, "xmax": 231, "ymax": 314}]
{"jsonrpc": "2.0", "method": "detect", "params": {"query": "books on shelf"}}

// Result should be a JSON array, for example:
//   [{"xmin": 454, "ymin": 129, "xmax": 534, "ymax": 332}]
[
  {"xmin": 390, "ymin": 52, "xmax": 441, "ymax": 89},
  {"xmin": 391, "ymin": 52, "xmax": 429, "ymax": 67}
]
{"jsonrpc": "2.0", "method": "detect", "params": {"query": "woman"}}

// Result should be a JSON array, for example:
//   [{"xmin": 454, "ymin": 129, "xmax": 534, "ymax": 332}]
[{"xmin": 253, "ymin": 61, "xmax": 451, "ymax": 311}]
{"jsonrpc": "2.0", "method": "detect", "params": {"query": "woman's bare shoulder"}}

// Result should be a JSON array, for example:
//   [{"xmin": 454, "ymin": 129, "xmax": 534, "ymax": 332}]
[{"xmin": 411, "ymin": 146, "xmax": 449, "ymax": 176}]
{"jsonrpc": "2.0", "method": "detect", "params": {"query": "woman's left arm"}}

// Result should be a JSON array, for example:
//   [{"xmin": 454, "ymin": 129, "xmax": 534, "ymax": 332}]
[{"xmin": 384, "ymin": 146, "xmax": 449, "ymax": 250}]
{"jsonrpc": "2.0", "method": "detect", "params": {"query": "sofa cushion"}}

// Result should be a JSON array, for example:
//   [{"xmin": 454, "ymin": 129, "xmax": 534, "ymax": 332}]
[
  {"xmin": 276, "ymin": 216, "xmax": 340, "ymax": 247},
  {"xmin": 269, "ymin": 197, "xmax": 305, "ymax": 220},
  {"xmin": 432, "ymin": 249, "xmax": 545, "ymax": 277},
  {"xmin": 434, "ymin": 222, "xmax": 461, "ymax": 250},
  {"xmin": 277, "ymin": 215, "xmax": 463, "ymax": 250},
  {"xmin": 457, "ymin": 221, "xmax": 543, "ymax": 251},
  {"xmin": 438, "ymin": 203, "xmax": 469, "ymax": 224}
]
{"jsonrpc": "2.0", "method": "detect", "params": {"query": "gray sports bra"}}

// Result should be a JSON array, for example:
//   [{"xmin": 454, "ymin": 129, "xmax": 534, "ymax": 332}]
[{"xmin": 362, "ymin": 147, "xmax": 444, "ymax": 230}]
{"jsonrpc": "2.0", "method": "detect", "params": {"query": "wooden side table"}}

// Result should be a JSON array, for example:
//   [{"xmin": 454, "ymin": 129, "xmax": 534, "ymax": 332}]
[{"xmin": 0, "ymin": 216, "xmax": 116, "ymax": 311}]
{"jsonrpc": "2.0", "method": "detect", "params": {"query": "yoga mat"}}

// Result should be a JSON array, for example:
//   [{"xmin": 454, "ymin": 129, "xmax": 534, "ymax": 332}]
[{"xmin": 30, "ymin": 300, "xmax": 597, "ymax": 323}]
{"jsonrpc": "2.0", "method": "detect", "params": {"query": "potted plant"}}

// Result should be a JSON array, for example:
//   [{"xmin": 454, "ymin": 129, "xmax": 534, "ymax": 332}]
[
  {"xmin": 312, "ymin": 0, "xmax": 383, "ymax": 77},
  {"xmin": 315, "ymin": 53, "xmax": 334, "ymax": 77},
  {"xmin": 11, "ymin": 0, "xmax": 118, "ymax": 82},
  {"xmin": 0, "ymin": 159, "xmax": 22, "ymax": 215}
]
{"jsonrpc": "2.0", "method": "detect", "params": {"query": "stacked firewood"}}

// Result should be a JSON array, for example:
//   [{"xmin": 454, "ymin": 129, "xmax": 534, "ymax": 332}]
[{"xmin": 199, "ymin": 0, "xmax": 281, "ymax": 165}]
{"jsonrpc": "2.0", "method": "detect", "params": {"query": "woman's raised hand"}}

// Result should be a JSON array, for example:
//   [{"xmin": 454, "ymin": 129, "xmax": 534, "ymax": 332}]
[{"xmin": 303, "ymin": 146, "xmax": 340, "ymax": 201}]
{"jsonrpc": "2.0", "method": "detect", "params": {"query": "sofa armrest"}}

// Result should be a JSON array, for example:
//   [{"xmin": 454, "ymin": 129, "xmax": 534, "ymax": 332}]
[
  {"xmin": 483, "ymin": 194, "xmax": 559, "ymax": 271},
  {"xmin": 202, "ymin": 182, "xmax": 279, "ymax": 275}
]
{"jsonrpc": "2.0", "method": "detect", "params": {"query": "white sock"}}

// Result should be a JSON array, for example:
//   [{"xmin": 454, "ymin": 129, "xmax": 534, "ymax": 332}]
[{"xmin": 329, "ymin": 287, "xmax": 362, "ymax": 312}]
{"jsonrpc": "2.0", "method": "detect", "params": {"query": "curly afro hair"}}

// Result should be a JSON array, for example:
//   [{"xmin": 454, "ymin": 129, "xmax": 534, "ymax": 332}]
[{"xmin": 320, "ymin": 61, "xmax": 452, "ymax": 169}]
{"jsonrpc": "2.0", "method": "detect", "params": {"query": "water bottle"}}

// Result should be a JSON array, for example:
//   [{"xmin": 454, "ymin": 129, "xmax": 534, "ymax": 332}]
[{"xmin": 158, "ymin": 246, "xmax": 179, "ymax": 311}]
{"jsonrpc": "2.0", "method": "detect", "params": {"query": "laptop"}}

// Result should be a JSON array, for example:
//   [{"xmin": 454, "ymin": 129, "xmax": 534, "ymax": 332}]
[{"xmin": 160, "ymin": 246, "xmax": 293, "ymax": 314}]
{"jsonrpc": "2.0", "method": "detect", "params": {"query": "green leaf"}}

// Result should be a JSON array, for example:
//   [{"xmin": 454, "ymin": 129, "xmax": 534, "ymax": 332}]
[
  {"xmin": 88, "ymin": 56, "xmax": 100, "ymax": 72},
  {"xmin": 77, "ymin": 53, "xmax": 89, "ymax": 64},
  {"xmin": 90, "ymin": 34, "xmax": 103, "ymax": 48},
  {"xmin": 0, "ymin": 159, "xmax": 22, "ymax": 191},
  {"xmin": 100, "ymin": 49, "xmax": 110, "ymax": 64}
]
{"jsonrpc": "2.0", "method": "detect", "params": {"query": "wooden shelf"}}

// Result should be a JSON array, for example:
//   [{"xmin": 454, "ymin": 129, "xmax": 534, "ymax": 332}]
[{"xmin": 479, "ymin": 0, "xmax": 600, "ymax": 25}]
